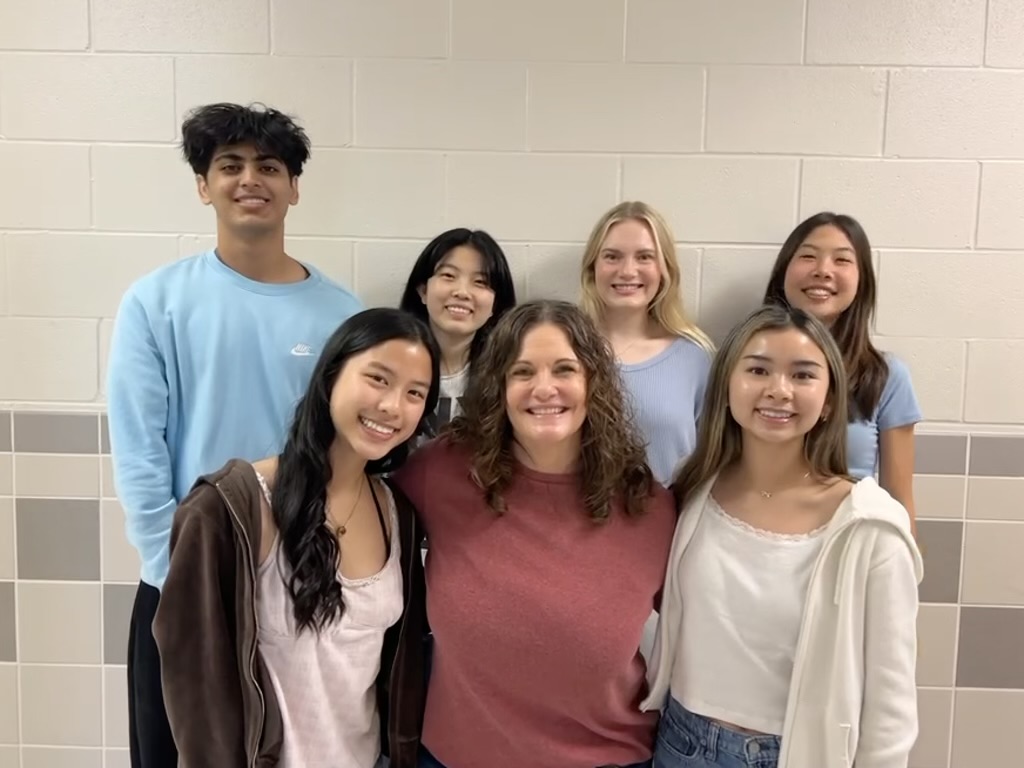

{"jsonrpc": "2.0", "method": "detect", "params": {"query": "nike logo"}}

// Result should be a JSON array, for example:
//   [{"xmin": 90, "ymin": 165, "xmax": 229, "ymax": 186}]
[{"xmin": 290, "ymin": 343, "xmax": 314, "ymax": 357}]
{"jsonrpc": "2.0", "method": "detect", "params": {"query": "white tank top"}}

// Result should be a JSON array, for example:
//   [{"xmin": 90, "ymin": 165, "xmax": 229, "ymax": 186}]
[
  {"xmin": 254, "ymin": 471, "xmax": 403, "ymax": 768},
  {"xmin": 672, "ymin": 495, "xmax": 827, "ymax": 735}
]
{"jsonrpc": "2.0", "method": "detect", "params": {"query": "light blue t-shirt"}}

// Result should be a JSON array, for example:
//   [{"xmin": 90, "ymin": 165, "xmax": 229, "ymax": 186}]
[
  {"xmin": 619, "ymin": 337, "xmax": 713, "ymax": 486},
  {"xmin": 847, "ymin": 354, "xmax": 922, "ymax": 479},
  {"xmin": 106, "ymin": 250, "xmax": 363, "ymax": 589}
]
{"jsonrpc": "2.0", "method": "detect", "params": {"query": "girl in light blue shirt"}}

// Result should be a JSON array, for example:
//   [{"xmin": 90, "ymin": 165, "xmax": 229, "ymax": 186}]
[{"xmin": 763, "ymin": 212, "xmax": 922, "ymax": 532}]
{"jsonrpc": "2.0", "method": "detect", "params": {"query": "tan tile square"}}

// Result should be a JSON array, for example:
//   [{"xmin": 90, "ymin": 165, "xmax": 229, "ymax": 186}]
[
  {"xmin": 102, "ymin": 500, "xmax": 140, "ymax": 583},
  {"xmin": 18, "ymin": 583, "xmax": 101, "ymax": 663},
  {"xmin": 22, "ymin": 748, "xmax": 102, "ymax": 768},
  {"xmin": 0, "ymin": 746, "xmax": 17, "ymax": 767},
  {"xmin": 917, "ymin": 605, "xmax": 958, "ymax": 686},
  {"xmin": 104, "ymin": 667, "xmax": 129, "ymax": 747},
  {"xmin": 0, "ymin": 665, "xmax": 17, "ymax": 744},
  {"xmin": 914, "ymin": 475, "xmax": 966, "ymax": 519},
  {"xmin": 0, "ymin": 499, "xmax": 12, "ymax": 579},
  {"xmin": 15, "ymin": 454, "xmax": 100, "ymax": 498},
  {"xmin": 104, "ymin": 750, "xmax": 130, "ymax": 768},
  {"xmin": 961, "ymin": 522, "xmax": 1024, "ymax": 605},
  {"xmin": 101, "ymin": 456, "xmax": 116, "ymax": 499},
  {"xmin": 967, "ymin": 477, "xmax": 1024, "ymax": 521},
  {"xmin": 911, "ymin": 688, "xmax": 952, "ymax": 768},
  {"xmin": 951, "ymin": 690, "xmax": 1024, "ymax": 767},
  {"xmin": 20, "ymin": 665, "xmax": 102, "ymax": 746}
]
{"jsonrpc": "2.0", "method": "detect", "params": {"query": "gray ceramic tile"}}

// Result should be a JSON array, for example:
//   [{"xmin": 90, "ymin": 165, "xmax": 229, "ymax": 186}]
[
  {"xmin": 917, "ymin": 520, "xmax": 963, "ymax": 604},
  {"xmin": 101, "ymin": 414, "xmax": 110, "ymax": 454},
  {"xmin": 0, "ymin": 499, "xmax": 12, "ymax": 580},
  {"xmin": 915, "ymin": 434, "xmax": 968, "ymax": 475},
  {"xmin": 16, "ymin": 498, "xmax": 100, "ymax": 581},
  {"xmin": 957, "ymin": 607, "xmax": 1024, "ymax": 689},
  {"xmin": 104, "ymin": 584, "xmax": 136, "ymax": 665},
  {"xmin": 0, "ymin": 413, "xmax": 9, "ymax": 453},
  {"xmin": 970, "ymin": 436, "xmax": 1024, "ymax": 477},
  {"xmin": 951, "ymin": 689, "xmax": 1024, "ymax": 767},
  {"xmin": 0, "ymin": 584, "xmax": 14, "ymax": 662},
  {"xmin": 13, "ymin": 412, "xmax": 99, "ymax": 454}
]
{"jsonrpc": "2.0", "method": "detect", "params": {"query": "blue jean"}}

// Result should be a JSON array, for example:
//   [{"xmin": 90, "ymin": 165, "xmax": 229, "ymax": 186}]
[
  {"xmin": 653, "ymin": 698, "xmax": 780, "ymax": 768},
  {"xmin": 418, "ymin": 746, "xmax": 651, "ymax": 768}
]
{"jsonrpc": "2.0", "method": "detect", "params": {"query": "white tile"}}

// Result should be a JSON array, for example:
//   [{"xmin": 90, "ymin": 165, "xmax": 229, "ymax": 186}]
[
  {"xmin": 0, "ymin": 746, "xmax": 15, "ymax": 767},
  {"xmin": 22, "ymin": 749, "xmax": 102, "ymax": 768},
  {"xmin": 877, "ymin": 252, "xmax": 1024, "ymax": 339},
  {"xmin": 707, "ymin": 66, "xmax": 886, "ymax": 155},
  {"xmin": 524, "ymin": 244, "xmax": 585, "ymax": 303},
  {"xmin": 0, "ymin": 236, "xmax": 7, "ymax": 316},
  {"xmin": 0, "ymin": 665, "xmax": 17, "ymax": 743},
  {"xmin": 806, "ymin": 0, "xmax": 985, "ymax": 65},
  {"xmin": 102, "ymin": 457, "xmax": 115, "ymax": 500},
  {"xmin": 914, "ymin": 475, "xmax": 967, "ymax": 520},
  {"xmin": 287, "ymin": 151, "xmax": 445, "ymax": 238},
  {"xmin": 0, "ymin": 54, "xmax": 174, "ymax": 140},
  {"xmin": 355, "ymin": 60, "xmax": 526, "ymax": 150},
  {"xmin": 965, "ymin": 341, "xmax": 1024, "ymax": 425},
  {"xmin": 102, "ymin": 500, "xmax": 141, "ymax": 583},
  {"xmin": 0, "ymin": 319, "xmax": 98, "ymax": 401},
  {"xmin": 92, "ymin": 0, "xmax": 268, "ymax": 53},
  {"xmin": 6, "ymin": 234, "xmax": 180, "ymax": 318},
  {"xmin": 15, "ymin": 454, "xmax": 100, "ymax": 498},
  {"xmin": 961, "ymin": 522, "xmax": 1024, "ymax": 605},
  {"xmin": 175, "ymin": 56, "xmax": 352, "ymax": 147},
  {"xmin": 0, "ymin": 143, "xmax": 90, "ymax": 229},
  {"xmin": 625, "ymin": 0, "xmax": 803, "ymax": 64},
  {"xmin": 968, "ymin": 478, "xmax": 1024, "ymax": 522},
  {"xmin": 352, "ymin": 241, "xmax": 428, "ymax": 311},
  {"xmin": 285, "ymin": 239, "xmax": 355, "ymax": 292},
  {"xmin": 272, "ymin": 0, "xmax": 447, "ymax": 58},
  {"xmin": 104, "ymin": 751, "xmax": 130, "ymax": 768},
  {"xmin": 986, "ymin": 0, "xmax": 1024, "ymax": 68},
  {"xmin": 446, "ymin": 154, "xmax": 619, "ymax": 242},
  {"xmin": 99, "ymin": 320, "xmax": 114, "ymax": 401},
  {"xmin": 18, "ymin": 583, "xmax": 102, "ymax": 663},
  {"xmin": 92, "ymin": 145, "xmax": 214, "ymax": 234},
  {"xmin": 886, "ymin": 70, "xmax": 1024, "ymax": 159},
  {"xmin": 452, "ymin": 0, "xmax": 622, "ymax": 61},
  {"xmin": 502, "ymin": 244, "xmax": 530, "ymax": 303},
  {"xmin": 977, "ymin": 163, "xmax": 1024, "ymax": 249},
  {"xmin": 872, "ymin": 337, "xmax": 965, "ymax": 422},
  {"xmin": 20, "ymin": 665, "xmax": 102, "ymax": 746},
  {"xmin": 0, "ymin": 0, "xmax": 88, "ymax": 50},
  {"xmin": 624, "ymin": 157, "xmax": 799, "ymax": 244},
  {"xmin": 697, "ymin": 248, "xmax": 778, "ymax": 344},
  {"xmin": 800, "ymin": 160, "xmax": 979, "ymax": 249},
  {"xmin": 104, "ymin": 667, "xmax": 129, "ymax": 748},
  {"xmin": 529, "ymin": 64, "xmax": 702, "ymax": 153}
]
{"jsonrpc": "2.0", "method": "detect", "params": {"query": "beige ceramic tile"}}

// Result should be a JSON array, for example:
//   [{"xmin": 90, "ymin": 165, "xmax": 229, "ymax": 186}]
[
  {"xmin": 967, "ymin": 477, "xmax": 1024, "ymax": 520},
  {"xmin": 910, "ymin": 687, "xmax": 952, "ymax": 768},
  {"xmin": 951, "ymin": 690, "xmax": 1024, "ymax": 767},
  {"xmin": 917, "ymin": 605, "xmax": 958, "ymax": 686},
  {"xmin": 20, "ymin": 665, "xmax": 102, "ymax": 746},
  {"xmin": 102, "ymin": 500, "xmax": 141, "ymax": 583},
  {"xmin": 961, "ymin": 522, "xmax": 1024, "ymax": 605},
  {"xmin": 22, "ymin": 748, "xmax": 102, "ymax": 768},
  {"xmin": 15, "ymin": 454, "xmax": 100, "ymax": 498},
  {"xmin": 914, "ymin": 476, "xmax": 966, "ymax": 520},
  {"xmin": 0, "ymin": 665, "xmax": 16, "ymax": 744},
  {"xmin": 18, "ymin": 582, "xmax": 101, "ymax": 663},
  {"xmin": 104, "ymin": 667, "xmax": 129, "ymax": 748}
]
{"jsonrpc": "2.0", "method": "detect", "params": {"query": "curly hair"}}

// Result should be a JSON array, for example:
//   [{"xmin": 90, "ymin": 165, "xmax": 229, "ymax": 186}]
[{"xmin": 446, "ymin": 299, "xmax": 656, "ymax": 521}]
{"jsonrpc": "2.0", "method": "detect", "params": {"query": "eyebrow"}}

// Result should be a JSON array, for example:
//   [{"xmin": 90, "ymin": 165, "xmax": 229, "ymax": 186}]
[
  {"xmin": 511, "ymin": 358, "xmax": 580, "ymax": 366},
  {"xmin": 212, "ymin": 152, "xmax": 283, "ymax": 164},
  {"xmin": 798, "ymin": 243, "xmax": 854, "ymax": 254},
  {"xmin": 742, "ymin": 353, "xmax": 824, "ymax": 368},
  {"xmin": 367, "ymin": 361, "xmax": 431, "ymax": 389}
]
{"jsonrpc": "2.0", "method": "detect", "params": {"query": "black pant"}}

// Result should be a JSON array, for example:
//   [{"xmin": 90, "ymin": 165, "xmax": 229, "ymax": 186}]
[{"xmin": 128, "ymin": 581, "xmax": 178, "ymax": 768}]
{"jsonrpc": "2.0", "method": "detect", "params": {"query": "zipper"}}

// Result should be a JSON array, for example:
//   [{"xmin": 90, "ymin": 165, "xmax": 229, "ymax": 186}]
[
  {"xmin": 217, "ymin": 481, "xmax": 266, "ymax": 768},
  {"xmin": 388, "ymin": 487, "xmax": 415, "ymax": 758}
]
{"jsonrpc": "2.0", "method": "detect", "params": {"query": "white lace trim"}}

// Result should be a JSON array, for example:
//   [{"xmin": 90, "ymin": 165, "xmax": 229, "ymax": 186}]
[{"xmin": 707, "ymin": 495, "xmax": 829, "ymax": 542}]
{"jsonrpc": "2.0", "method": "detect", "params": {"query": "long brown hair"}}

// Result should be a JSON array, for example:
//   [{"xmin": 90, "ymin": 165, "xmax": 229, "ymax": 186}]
[
  {"xmin": 580, "ymin": 201, "xmax": 713, "ymax": 352},
  {"xmin": 763, "ymin": 211, "xmax": 887, "ymax": 419},
  {"xmin": 446, "ymin": 300, "xmax": 656, "ymax": 521},
  {"xmin": 672, "ymin": 305, "xmax": 851, "ymax": 511}
]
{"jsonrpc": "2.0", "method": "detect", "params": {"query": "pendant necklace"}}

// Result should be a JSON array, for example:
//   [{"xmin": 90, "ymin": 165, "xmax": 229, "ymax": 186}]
[
  {"xmin": 759, "ymin": 472, "xmax": 811, "ymax": 500},
  {"xmin": 328, "ymin": 476, "xmax": 365, "ymax": 537}
]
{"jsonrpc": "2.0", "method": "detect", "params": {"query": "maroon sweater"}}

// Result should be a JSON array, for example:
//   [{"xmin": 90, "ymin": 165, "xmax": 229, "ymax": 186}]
[{"xmin": 393, "ymin": 439, "xmax": 675, "ymax": 768}]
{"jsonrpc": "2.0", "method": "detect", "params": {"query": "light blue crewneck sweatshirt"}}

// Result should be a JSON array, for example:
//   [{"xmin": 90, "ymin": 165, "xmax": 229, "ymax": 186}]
[{"xmin": 106, "ymin": 250, "xmax": 363, "ymax": 589}]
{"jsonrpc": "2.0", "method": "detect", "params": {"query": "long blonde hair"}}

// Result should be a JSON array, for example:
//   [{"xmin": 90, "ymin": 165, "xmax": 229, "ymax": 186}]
[
  {"xmin": 672, "ymin": 305, "xmax": 851, "ymax": 510},
  {"xmin": 580, "ymin": 201, "xmax": 712, "ymax": 352}
]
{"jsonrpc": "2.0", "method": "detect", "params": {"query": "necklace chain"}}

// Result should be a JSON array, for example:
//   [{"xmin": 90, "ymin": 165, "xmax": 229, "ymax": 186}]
[
  {"xmin": 759, "ymin": 471, "xmax": 811, "ymax": 500},
  {"xmin": 327, "ymin": 476, "xmax": 365, "ymax": 537}
]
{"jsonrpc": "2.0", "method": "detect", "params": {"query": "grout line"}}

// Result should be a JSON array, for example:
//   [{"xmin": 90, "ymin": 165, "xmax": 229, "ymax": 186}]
[
  {"xmin": 446, "ymin": 0, "xmax": 453, "ymax": 59},
  {"xmin": 699, "ymin": 66, "xmax": 709, "ymax": 152},
  {"xmin": 621, "ymin": 0, "xmax": 629, "ymax": 61},
  {"xmin": 800, "ymin": 0, "xmax": 809, "ymax": 65},
  {"xmin": 880, "ymin": 69, "xmax": 891, "ymax": 156},
  {"xmin": 972, "ymin": 161, "xmax": 984, "ymax": 248},
  {"xmin": 982, "ymin": 0, "xmax": 993, "ymax": 68}
]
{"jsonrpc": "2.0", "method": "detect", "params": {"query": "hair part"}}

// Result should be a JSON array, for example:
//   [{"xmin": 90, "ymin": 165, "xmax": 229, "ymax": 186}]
[
  {"xmin": 180, "ymin": 102, "xmax": 311, "ymax": 178},
  {"xmin": 763, "ymin": 211, "xmax": 888, "ymax": 419},
  {"xmin": 272, "ymin": 308, "xmax": 440, "ymax": 633},
  {"xmin": 399, "ymin": 227, "xmax": 518, "ymax": 366},
  {"xmin": 672, "ymin": 304, "xmax": 851, "ymax": 511},
  {"xmin": 446, "ymin": 299, "xmax": 656, "ymax": 521},
  {"xmin": 580, "ymin": 201, "xmax": 713, "ymax": 353}
]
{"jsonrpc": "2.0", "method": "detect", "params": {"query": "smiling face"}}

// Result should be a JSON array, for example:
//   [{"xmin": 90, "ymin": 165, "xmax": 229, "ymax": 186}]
[
  {"xmin": 593, "ymin": 218, "xmax": 664, "ymax": 313},
  {"xmin": 196, "ymin": 143, "xmax": 299, "ymax": 235},
  {"xmin": 505, "ymin": 323, "xmax": 588, "ymax": 462},
  {"xmin": 727, "ymin": 327, "xmax": 831, "ymax": 446},
  {"xmin": 418, "ymin": 245, "xmax": 497, "ymax": 348},
  {"xmin": 782, "ymin": 224, "xmax": 860, "ymax": 326},
  {"xmin": 329, "ymin": 339, "xmax": 433, "ymax": 461}
]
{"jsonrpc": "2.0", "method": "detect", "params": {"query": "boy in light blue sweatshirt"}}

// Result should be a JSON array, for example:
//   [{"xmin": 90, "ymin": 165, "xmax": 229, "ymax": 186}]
[{"xmin": 106, "ymin": 103, "xmax": 363, "ymax": 768}]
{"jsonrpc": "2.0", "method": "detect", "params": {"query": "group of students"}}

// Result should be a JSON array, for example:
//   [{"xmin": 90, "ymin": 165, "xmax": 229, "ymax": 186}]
[{"xmin": 107, "ymin": 102, "xmax": 924, "ymax": 768}]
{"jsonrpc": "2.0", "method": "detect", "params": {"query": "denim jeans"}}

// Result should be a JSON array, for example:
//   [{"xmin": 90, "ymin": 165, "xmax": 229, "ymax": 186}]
[
  {"xmin": 653, "ymin": 697, "xmax": 780, "ymax": 768},
  {"xmin": 418, "ymin": 746, "xmax": 652, "ymax": 768}
]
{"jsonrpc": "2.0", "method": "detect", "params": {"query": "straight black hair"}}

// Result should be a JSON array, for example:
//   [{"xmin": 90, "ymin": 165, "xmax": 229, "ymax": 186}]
[
  {"xmin": 272, "ymin": 308, "xmax": 440, "ymax": 633},
  {"xmin": 180, "ymin": 102, "xmax": 311, "ymax": 178}
]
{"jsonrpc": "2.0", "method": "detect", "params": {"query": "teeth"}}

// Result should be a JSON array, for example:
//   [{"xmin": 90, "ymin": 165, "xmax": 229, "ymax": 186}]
[
  {"xmin": 758, "ymin": 409, "xmax": 793, "ymax": 419},
  {"xmin": 446, "ymin": 306, "xmax": 471, "ymax": 315},
  {"xmin": 360, "ymin": 417, "xmax": 396, "ymax": 435},
  {"xmin": 804, "ymin": 288, "xmax": 832, "ymax": 299},
  {"xmin": 529, "ymin": 407, "xmax": 566, "ymax": 415}
]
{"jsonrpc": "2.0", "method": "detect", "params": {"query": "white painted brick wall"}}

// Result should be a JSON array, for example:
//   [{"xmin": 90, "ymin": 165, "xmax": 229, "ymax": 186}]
[{"xmin": 0, "ymin": 0, "xmax": 1021, "ymax": 436}]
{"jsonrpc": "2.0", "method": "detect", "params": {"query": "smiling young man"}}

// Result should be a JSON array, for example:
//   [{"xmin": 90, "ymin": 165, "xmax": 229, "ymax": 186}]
[{"xmin": 106, "ymin": 103, "xmax": 362, "ymax": 768}]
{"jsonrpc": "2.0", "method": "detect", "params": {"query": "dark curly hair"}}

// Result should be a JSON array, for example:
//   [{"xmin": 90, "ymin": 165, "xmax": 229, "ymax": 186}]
[{"xmin": 446, "ymin": 299, "xmax": 656, "ymax": 521}]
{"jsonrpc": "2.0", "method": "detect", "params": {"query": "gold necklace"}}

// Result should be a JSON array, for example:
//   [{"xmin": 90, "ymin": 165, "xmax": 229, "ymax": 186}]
[
  {"xmin": 759, "ymin": 472, "xmax": 811, "ymax": 500},
  {"xmin": 327, "ymin": 476, "xmax": 365, "ymax": 537}
]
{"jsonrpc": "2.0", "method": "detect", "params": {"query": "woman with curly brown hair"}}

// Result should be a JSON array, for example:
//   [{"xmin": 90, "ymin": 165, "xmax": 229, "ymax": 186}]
[{"xmin": 393, "ymin": 299, "xmax": 675, "ymax": 768}]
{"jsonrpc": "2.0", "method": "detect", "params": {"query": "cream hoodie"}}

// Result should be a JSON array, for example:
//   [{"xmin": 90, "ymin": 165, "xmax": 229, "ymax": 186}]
[{"xmin": 642, "ymin": 476, "xmax": 924, "ymax": 768}]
